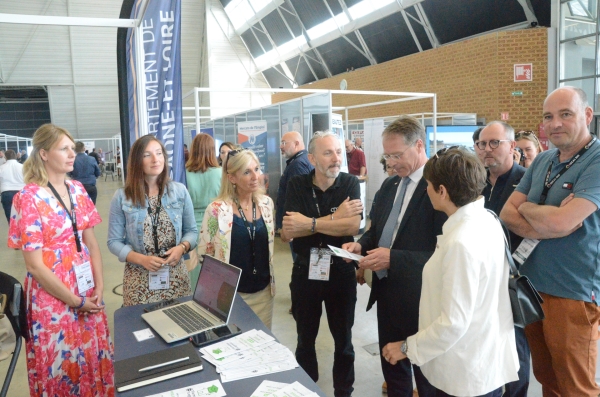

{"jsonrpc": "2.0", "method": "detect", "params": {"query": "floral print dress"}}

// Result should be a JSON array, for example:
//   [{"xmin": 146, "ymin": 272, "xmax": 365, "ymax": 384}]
[{"xmin": 7, "ymin": 181, "xmax": 115, "ymax": 397}]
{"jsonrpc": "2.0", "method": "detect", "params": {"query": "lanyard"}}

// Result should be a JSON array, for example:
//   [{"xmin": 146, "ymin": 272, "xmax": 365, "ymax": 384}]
[
  {"xmin": 236, "ymin": 199, "xmax": 257, "ymax": 274},
  {"xmin": 311, "ymin": 188, "xmax": 322, "ymax": 217},
  {"xmin": 146, "ymin": 194, "xmax": 162, "ymax": 254},
  {"xmin": 47, "ymin": 182, "xmax": 82, "ymax": 253},
  {"xmin": 539, "ymin": 136, "xmax": 596, "ymax": 205}
]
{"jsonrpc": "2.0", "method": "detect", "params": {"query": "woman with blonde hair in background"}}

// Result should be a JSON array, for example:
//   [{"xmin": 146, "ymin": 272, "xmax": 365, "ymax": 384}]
[
  {"xmin": 107, "ymin": 135, "xmax": 198, "ymax": 306},
  {"xmin": 8, "ymin": 123, "xmax": 114, "ymax": 396},
  {"xmin": 515, "ymin": 130, "xmax": 544, "ymax": 168},
  {"xmin": 185, "ymin": 133, "xmax": 221, "ymax": 286},
  {"xmin": 198, "ymin": 149, "xmax": 276, "ymax": 328}
]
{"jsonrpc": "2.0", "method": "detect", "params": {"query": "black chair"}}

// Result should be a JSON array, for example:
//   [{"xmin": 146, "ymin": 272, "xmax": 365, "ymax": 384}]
[{"xmin": 0, "ymin": 272, "xmax": 25, "ymax": 397}]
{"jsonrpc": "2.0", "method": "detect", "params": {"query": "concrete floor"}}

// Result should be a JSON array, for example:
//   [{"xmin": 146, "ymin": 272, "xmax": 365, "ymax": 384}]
[{"xmin": 0, "ymin": 176, "xmax": 567, "ymax": 397}]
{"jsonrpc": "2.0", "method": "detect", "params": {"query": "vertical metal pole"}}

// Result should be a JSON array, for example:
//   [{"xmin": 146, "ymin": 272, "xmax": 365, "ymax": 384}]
[
  {"xmin": 432, "ymin": 95, "xmax": 438, "ymax": 154},
  {"xmin": 194, "ymin": 87, "xmax": 201, "ymax": 137}
]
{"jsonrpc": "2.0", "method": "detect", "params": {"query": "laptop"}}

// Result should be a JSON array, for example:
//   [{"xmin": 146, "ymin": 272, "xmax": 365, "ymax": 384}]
[{"xmin": 142, "ymin": 255, "xmax": 242, "ymax": 343}]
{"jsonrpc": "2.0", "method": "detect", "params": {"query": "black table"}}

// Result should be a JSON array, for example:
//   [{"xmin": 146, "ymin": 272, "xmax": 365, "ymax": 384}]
[{"xmin": 114, "ymin": 296, "xmax": 326, "ymax": 397}]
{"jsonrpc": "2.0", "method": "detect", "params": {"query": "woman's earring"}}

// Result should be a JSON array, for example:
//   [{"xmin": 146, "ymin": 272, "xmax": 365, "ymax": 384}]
[{"xmin": 233, "ymin": 183, "xmax": 236, "ymax": 190}]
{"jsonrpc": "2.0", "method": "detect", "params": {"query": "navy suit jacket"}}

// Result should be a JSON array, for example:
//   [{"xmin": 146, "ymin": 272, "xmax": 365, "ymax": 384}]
[{"xmin": 358, "ymin": 175, "xmax": 446, "ymax": 338}]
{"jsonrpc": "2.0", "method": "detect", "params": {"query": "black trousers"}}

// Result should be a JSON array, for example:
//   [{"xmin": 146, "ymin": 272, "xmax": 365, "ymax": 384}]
[
  {"xmin": 1, "ymin": 190, "xmax": 18, "ymax": 223},
  {"xmin": 291, "ymin": 261, "xmax": 357, "ymax": 397},
  {"xmin": 376, "ymin": 277, "xmax": 437, "ymax": 397},
  {"xmin": 82, "ymin": 184, "xmax": 98, "ymax": 204},
  {"xmin": 504, "ymin": 326, "xmax": 530, "ymax": 396}
]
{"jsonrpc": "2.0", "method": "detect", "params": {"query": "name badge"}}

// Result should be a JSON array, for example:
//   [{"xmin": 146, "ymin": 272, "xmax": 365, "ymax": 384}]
[
  {"xmin": 74, "ymin": 261, "xmax": 95, "ymax": 294},
  {"xmin": 512, "ymin": 238, "xmax": 540, "ymax": 266},
  {"xmin": 309, "ymin": 248, "xmax": 331, "ymax": 281},
  {"xmin": 149, "ymin": 267, "xmax": 170, "ymax": 290}
]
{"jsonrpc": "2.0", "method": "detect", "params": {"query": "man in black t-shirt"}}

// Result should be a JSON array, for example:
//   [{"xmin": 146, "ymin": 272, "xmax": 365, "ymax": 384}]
[{"xmin": 282, "ymin": 131, "xmax": 363, "ymax": 397}]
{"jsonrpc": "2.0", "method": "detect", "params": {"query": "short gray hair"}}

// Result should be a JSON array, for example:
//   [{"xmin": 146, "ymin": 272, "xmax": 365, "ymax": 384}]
[
  {"xmin": 308, "ymin": 130, "xmax": 338, "ymax": 154},
  {"xmin": 485, "ymin": 121, "xmax": 515, "ymax": 140},
  {"xmin": 382, "ymin": 116, "xmax": 426, "ymax": 145}
]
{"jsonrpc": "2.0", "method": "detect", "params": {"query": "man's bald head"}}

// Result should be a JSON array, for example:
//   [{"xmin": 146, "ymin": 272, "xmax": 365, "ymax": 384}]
[{"xmin": 280, "ymin": 131, "xmax": 305, "ymax": 158}]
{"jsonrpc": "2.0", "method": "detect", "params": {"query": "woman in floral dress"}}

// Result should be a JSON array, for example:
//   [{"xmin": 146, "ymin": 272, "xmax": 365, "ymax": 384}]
[
  {"xmin": 8, "ymin": 124, "xmax": 114, "ymax": 397},
  {"xmin": 107, "ymin": 135, "xmax": 197, "ymax": 306}
]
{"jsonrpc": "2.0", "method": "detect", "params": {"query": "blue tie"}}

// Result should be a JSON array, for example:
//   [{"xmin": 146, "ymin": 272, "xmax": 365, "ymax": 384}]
[{"xmin": 376, "ymin": 177, "xmax": 411, "ymax": 279}]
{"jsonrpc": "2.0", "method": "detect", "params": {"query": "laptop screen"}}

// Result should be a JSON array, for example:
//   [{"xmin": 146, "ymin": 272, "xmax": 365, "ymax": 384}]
[{"xmin": 193, "ymin": 255, "xmax": 241, "ymax": 322}]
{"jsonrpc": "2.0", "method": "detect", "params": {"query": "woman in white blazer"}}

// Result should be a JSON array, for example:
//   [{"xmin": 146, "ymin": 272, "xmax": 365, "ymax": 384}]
[{"xmin": 382, "ymin": 146, "xmax": 519, "ymax": 397}]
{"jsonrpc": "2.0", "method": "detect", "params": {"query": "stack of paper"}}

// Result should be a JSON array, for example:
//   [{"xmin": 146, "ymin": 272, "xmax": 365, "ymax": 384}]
[
  {"xmin": 200, "ymin": 329, "xmax": 299, "ymax": 383},
  {"xmin": 250, "ymin": 380, "xmax": 320, "ymax": 397},
  {"xmin": 145, "ymin": 379, "xmax": 226, "ymax": 397}
]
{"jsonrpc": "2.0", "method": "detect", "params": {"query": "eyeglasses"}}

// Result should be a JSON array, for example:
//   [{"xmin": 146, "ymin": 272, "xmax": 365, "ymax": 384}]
[
  {"xmin": 225, "ymin": 148, "xmax": 246, "ymax": 170},
  {"xmin": 475, "ymin": 139, "xmax": 511, "ymax": 150},
  {"xmin": 382, "ymin": 141, "xmax": 417, "ymax": 161},
  {"xmin": 434, "ymin": 145, "xmax": 460, "ymax": 159}
]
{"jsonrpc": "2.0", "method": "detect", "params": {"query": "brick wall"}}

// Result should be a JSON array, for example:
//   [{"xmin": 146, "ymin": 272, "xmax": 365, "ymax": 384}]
[{"xmin": 272, "ymin": 28, "xmax": 548, "ymax": 131}]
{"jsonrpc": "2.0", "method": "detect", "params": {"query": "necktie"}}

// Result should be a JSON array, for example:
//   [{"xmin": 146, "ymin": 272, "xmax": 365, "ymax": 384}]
[{"xmin": 376, "ymin": 177, "xmax": 411, "ymax": 279}]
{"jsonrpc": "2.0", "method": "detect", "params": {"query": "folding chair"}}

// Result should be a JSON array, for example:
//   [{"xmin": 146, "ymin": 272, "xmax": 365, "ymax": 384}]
[
  {"xmin": 0, "ymin": 272, "xmax": 25, "ymax": 397},
  {"xmin": 104, "ymin": 162, "xmax": 115, "ymax": 181}
]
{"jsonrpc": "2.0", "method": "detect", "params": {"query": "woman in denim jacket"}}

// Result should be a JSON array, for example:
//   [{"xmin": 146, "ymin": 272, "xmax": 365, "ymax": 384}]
[{"xmin": 107, "ymin": 135, "xmax": 198, "ymax": 306}]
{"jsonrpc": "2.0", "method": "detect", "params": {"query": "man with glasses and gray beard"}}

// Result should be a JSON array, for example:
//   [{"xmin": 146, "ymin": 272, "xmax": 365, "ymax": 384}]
[
  {"xmin": 478, "ymin": 121, "xmax": 529, "ymax": 396},
  {"xmin": 281, "ymin": 131, "xmax": 363, "ymax": 397}
]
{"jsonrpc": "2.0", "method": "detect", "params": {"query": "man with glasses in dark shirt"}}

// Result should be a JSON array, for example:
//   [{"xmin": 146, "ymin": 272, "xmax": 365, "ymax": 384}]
[
  {"xmin": 478, "ymin": 121, "xmax": 528, "ymax": 397},
  {"xmin": 70, "ymin": 141, "xmax": 101, "ymax": 204}
]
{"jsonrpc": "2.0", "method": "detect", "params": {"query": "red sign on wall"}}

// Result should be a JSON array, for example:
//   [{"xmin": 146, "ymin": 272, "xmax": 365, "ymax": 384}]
[
  {"xmin": 501, "ymin": 112, "xmax": 509, "ymax": 121},
  {"xmin": 514, "ymin": 64, "xmax": 533, "ymax": 82}
]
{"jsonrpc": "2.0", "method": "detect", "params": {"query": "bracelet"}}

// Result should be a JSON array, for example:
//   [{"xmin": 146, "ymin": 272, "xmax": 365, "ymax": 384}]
[
  {"xmin": 179, "ymin": 243, "xmax": 188, "ymax": 253},
  {"xmin": 311, "ymin": 217, "xmax": 316, "ymax": 233},
  {"xmin": 74, "ymin": 296, "xmax": 86, "ymax": 310}
]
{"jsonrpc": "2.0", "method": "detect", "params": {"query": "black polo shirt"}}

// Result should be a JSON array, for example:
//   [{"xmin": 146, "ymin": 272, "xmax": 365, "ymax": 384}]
[{"xmin": 284, "ymin": 170, "xmax": 361, "ymax": 265}]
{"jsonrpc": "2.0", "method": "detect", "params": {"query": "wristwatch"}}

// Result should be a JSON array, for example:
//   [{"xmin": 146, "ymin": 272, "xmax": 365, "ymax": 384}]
[{"xmin": 400, "ymin": 341, "xmax": 408, "ymax": 355}]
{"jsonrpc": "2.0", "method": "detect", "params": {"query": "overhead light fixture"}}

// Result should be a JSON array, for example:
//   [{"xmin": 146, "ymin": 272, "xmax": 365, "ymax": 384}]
[
  {"xmin": 307, "ymin": 13, "xmax": 350, "ymax": 41},
  {"xmin": 348, "ymin": 0, "xmax": 395, "ymax": 20}
]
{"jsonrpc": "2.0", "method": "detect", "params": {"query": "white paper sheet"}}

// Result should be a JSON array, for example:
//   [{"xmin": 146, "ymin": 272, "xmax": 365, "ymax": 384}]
[
  {"xmin": 144, "ymin": 379, "xmax": 226, "ymax": 397},
  {"xmin": 249, "ymin": 380, "xmax": 289, "ymax": 397},
  {"xmin": 200, "ymin": 329, "xmax": 274, "ymax": 360}
]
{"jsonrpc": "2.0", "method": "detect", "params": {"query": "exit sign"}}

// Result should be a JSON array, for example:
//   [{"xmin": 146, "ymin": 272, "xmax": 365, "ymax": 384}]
[{"xmin": 512, "ymin": 91, "xmax": 523, "ymax": 96}]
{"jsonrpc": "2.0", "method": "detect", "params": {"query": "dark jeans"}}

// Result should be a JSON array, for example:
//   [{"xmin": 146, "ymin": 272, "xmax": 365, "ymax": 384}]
[
  {"xmin": 1, "ymin": 190, "xmax": 18, "ymax": 223},
  {"xmin": 433, "ymin": 386, "xmax": 502, "ymax": 397},
  {"xmin": 291, "ymin": 261, "xmax": 357, "ymax": 397},
  {"xmin": 376, "ymin": 280, "xmax": 437, "ymax": 397},
  {"xmin": 82, "ymin": 184, "xmax": 98, "ymax": 204},
  {"xmin": 504, "ymin": 326, "xmax": 530, "ymax": 397}
]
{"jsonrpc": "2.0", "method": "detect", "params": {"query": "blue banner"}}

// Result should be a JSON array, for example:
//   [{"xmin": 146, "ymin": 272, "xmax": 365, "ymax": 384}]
[{"xmin": 126, "ymin": 0, "xmax": 185, "ymax": 184}]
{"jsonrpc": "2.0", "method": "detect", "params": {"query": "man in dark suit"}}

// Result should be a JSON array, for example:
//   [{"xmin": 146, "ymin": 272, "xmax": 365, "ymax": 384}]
[
  {"xmin": 478, "ymin": 121, "xmax": 529, "ymax": 396},
  {"xmin": 343, "ymin": 116, "xmax": 446, "ymax": 397}
]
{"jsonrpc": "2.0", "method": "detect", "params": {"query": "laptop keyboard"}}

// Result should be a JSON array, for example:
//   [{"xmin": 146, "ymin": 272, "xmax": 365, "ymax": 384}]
[{"xmin": 164, "ymin": 304, "xmax": 214, "ymax": 333}]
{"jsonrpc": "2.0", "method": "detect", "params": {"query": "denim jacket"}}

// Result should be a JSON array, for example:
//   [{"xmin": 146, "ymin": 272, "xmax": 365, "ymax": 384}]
[{"xmin": 107, "ymin": 181, "xmax": 198, "ymax": 263}]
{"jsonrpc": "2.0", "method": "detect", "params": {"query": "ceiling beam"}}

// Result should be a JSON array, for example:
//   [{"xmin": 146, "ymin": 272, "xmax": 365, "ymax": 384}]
[{"xmin": 0, "ymin": 13, "xmax": 137, "ymax": 28}]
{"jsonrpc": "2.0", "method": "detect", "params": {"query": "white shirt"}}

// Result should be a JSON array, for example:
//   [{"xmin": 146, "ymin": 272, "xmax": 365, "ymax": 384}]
[
  {"xmin": 0, "ymin": 159, "xmax": 25, "ymax": 193},
  {"xmin": 406, "ymin": 199, "xmax": 518, "ymax": 396},
  {"xmin": 390, "ymin": 165, "xmax": 423, "ymax": 244},
  {"xmin": 0, "ymin": 157, "xmax": 6, "ymax": 166}
]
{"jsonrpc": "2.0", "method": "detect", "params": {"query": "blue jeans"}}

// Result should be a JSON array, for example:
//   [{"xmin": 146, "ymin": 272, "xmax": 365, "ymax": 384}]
[
  {"xmin": 1, "ymin": 191, "xmax": 18, "ymax": 223},
  {"xmin": 291, "ymin": 261, "xmax": 357, "ymax": 397}
]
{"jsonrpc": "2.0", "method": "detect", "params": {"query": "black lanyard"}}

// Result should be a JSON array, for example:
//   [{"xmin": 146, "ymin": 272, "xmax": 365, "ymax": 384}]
[
  {"xmin": 47, "ymin": 182, "xmax": 82, "ymax": 253},
  {"xmin": 147, "ymin": 194, "xmax": 162, "ymax": 254},
  {"xmin": 236, "ymin": 199, "xmax": 257, "ymax": 274},
  {"xmin": 311, "ymin": 188, "xmax": 322, "ymax": 217},
  {"xmin": 539, "ymin": 136, "xmax": 596, "ymax": 205}
]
